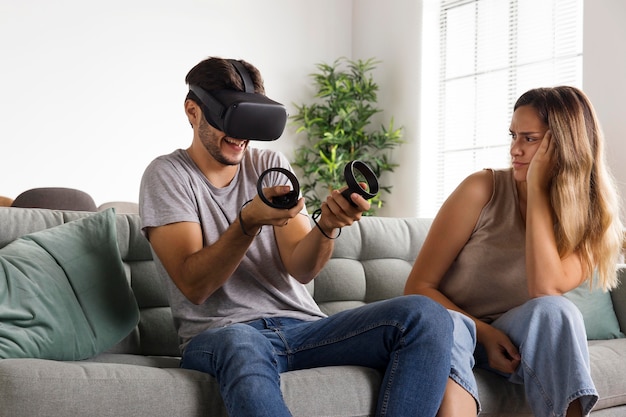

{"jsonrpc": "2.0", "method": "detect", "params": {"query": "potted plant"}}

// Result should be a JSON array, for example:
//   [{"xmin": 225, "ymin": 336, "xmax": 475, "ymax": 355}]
[{"xmin": 291, "ymin": 57, "xmax": 404, "ymax": 215}]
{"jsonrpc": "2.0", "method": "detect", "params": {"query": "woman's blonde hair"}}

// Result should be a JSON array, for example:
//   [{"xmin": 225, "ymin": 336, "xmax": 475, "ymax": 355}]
[{"xmin": 515, "ymin": 86, "xmax": 623, "ymax": 290}]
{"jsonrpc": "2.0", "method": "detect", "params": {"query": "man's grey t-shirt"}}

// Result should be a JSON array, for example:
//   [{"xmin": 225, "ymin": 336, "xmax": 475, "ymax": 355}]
[{"xmin": 139, "ymin": 147, "xmax": 326, "ymax": 351}]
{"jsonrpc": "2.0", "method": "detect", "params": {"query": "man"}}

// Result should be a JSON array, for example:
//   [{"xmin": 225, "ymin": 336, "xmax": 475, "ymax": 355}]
[{"xmin": 139, "ymin": 56, "xmax": 453, "ymax": 417}]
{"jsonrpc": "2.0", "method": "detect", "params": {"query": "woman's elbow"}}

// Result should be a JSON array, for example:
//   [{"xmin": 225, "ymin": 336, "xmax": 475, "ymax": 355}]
[{"xmin": 527, "ymin": 283, "xmax": 564, "ymax": 299}]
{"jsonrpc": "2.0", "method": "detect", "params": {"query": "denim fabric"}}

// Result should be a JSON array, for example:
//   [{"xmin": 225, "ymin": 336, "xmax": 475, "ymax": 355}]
[
  {"xmin": 180, "ymin": 295, "xmax": 453, "ymax": 417},
  {"xmin": 447, "ymin": 311, "xmax": 480, "ymax": 411},
  {"xmin": 450, "ymin": 296, "xmax": 598, "ymax": 417}
]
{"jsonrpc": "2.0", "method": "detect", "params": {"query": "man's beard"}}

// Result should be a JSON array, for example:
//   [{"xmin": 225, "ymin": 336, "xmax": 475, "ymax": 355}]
[{"xmin": 198, "ymin": 117, "xmax": 245, "ymax": 166}]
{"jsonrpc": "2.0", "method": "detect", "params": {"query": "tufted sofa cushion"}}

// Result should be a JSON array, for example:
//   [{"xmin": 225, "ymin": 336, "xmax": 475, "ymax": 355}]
[
  {"xmin": 116, "ymin": 215, "xmax": 434, "ymax": 356},
  {"xmin": 307, "ymin": 217, "xmax": 432, "ymax": 315}
]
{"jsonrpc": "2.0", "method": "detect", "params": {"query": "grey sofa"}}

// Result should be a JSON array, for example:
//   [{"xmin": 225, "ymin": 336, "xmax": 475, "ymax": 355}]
[{"xmin": 1, "ymin": 207, "xmax": 626, "ymax": 416}]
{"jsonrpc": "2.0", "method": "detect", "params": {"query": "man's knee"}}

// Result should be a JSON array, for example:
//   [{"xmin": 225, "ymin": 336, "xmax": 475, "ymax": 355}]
[
  {"xmin": 404, "ymin": 294, "xmax": 452, "ymax": 323},
  {"xmin": 393, "ymin": 295, "xmax": 454, "ymax": 344}
]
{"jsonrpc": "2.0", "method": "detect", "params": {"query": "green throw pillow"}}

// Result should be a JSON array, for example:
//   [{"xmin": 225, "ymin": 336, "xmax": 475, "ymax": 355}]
[
  {"xmin": 0, "ymin": 208, "xmax": 139, "ymax": 360},
  {"xmin": 564, "ymin": 281, "xmax": 625, "ymax": 340}
]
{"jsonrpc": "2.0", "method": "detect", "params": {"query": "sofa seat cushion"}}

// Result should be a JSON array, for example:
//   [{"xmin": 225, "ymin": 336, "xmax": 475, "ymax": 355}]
[
  {"xmin": 474, "ymin": 368, "xmax": 530, "ymax": 416},
  {"xmin": 281, "ymin": 366, "xmax": 380, "ymax": 416},
  {"xmin": 90, "ymin": 353, "xmax": 382, "ymax": 417},
  {"xmin": 88, "ymin": 352, "xmax": 182, "ymax": 368},
  {"xmin": 589, "ymin": 339, "xmax": 626, "ymax": 411},
  {"xmin": 0, "ymin": 209, "xmax": 139, "ymax": 360},
  {"xmin": 0, "ymin": 358, "xmax": 223, "ymax": 417},
  {"xmin": 0, "ymin": 358, "xmax": 381, "ymax": 417}
]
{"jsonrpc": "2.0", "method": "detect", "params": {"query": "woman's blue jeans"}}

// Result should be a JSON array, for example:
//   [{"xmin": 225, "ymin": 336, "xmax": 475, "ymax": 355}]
[
  {"xmin": 450, "ymin": 295, "xmax": 599, "ymax": 417},
  {"xmin": 180, "ymin": 295, "xmax": 453, "ymax": 417}
]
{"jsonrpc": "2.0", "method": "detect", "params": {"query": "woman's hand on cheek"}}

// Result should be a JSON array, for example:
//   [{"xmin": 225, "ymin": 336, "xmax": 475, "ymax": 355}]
[{"xmin": 527, "ymin": 130, "xmax": 556, "ymax": 191}]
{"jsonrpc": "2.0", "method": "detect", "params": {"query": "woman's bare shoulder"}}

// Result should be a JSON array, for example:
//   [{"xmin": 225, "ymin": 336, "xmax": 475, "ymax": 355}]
[{"xmin": 452, "ymin": 169, "xmax": 494, "ymax": 207}]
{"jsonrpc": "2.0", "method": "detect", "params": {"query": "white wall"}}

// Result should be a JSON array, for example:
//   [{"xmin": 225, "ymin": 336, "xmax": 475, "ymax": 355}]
[
  {"xmin": 352, "ymin": 0, "xmax": 423, "ymax": 217},
  {"xmin": 0, "ymin": 0, "xmax": 352, "ymax": 206},
  {"xmin": 1, "ymin": 0, "xmax": 625, "ymax": 218},
  {"xmin": 583, "ymin": 0, "xmax": 626, "ymax": 216}
]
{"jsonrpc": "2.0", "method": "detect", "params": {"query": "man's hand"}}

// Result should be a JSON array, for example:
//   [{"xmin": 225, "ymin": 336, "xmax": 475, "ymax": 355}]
[
  {"xmin": 315, "ymin": 183, "xmax": 370, "ymax": 235},
  {"xmin": 242, "ymin": 185, "xmax": 305, "ymax": 230}
]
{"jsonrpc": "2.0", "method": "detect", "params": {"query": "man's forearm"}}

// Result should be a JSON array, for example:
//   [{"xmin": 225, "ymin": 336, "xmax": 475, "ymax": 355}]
[
  {"xmin": 285, "ymin": 226, "xmax": 336, "ymax": 284},
  {"xmin": 177, "ymin": 220, "xmax": 257, "ymax": 304}
]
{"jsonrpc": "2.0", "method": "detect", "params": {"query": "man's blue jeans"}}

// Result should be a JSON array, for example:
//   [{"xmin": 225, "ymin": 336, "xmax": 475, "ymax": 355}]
[{"xmin": 180, "ymin": 295, "xmax": 453, "ymax": 417}]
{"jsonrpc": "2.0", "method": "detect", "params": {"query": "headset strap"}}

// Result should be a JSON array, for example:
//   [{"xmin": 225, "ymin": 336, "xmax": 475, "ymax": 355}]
[{"xmin": 228, "ymin": 59, "xmax": 254, "ymax": 93}]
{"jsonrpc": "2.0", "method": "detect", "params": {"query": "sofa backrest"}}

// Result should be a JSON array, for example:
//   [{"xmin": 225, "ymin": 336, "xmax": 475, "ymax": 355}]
[
  {"xmin": 0, "ymin": 207, "xmax": 179, "ymax": 357},
  {"xmin": 307, "ymin": 216, "xmax": 433, "ymax": 315},
  {"xmin": 0, "ymin": 208, "xmax": 434, "ymax": 358},
  {"xmin": 3, "ymin": 208, "xmax": 626, "ymax": 359}
]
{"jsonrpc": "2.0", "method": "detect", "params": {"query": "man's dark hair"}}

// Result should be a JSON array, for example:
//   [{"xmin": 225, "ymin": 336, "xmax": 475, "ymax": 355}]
[{"xmin": 185, "ymin": 57, "xmax": 265, "ymax": 95}]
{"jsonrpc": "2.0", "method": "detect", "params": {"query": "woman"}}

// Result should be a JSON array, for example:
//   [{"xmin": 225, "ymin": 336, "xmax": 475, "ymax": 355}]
[{"xmin": 404, "ymin": 86, "xmax": 623, "ymax": 417}]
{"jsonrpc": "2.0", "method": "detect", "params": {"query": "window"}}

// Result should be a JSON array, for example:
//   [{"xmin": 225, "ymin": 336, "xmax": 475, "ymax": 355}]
[{"xmin": 418, "ymin": 0, "xmax": 583, "ymax": 217}]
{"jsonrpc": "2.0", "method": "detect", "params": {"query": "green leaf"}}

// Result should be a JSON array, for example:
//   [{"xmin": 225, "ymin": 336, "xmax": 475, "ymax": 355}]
[{"xmin": 290, "ymin": 57, "xmax": 404, "ymax": 215}]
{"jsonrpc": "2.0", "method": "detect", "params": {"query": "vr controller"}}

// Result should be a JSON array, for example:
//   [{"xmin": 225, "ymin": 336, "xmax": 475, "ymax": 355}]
[
  {"xmin": 188, "ymin": 60, "xmax": 287, "ymax": 141},
  {"xmin": 340, "ymin": 160, "xmax": 379, "ymax": 207},
  {"xmin": 257, "ymin": 168, "xmax": 300, "ymax": 209},
  {"xmin": 257, "ymin": 160, "xmax": 379, "ymax": 210}
]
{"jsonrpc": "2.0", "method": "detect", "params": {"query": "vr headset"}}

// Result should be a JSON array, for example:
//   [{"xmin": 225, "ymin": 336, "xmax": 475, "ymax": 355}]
[{"xmin": 188, "ymin": 60, "xmax": 287, "ymax": 141}]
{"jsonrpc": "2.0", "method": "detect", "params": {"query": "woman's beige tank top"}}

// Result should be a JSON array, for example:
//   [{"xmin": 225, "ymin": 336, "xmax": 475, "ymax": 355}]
[{"xmin": 438, "ymin": 168, "xmax": 529, "ymax": 323}]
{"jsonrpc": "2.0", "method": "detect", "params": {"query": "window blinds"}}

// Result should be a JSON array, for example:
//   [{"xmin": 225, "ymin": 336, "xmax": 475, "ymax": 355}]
[{"xmin": 420, "ymin": 0, "xmax": 582, "ymax": 217}]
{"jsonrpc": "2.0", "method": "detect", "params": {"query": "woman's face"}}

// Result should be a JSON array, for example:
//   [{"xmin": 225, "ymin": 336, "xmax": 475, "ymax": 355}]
[{"xmin": 509, "ymin": 105, "xmax": 549, "ymax": 182}]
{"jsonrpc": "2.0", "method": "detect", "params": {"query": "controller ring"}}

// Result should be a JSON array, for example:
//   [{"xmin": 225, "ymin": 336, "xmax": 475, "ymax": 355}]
[
  {"xmin": 257, "ymin": 167, "xmax": 300, "ymax": 209},
  {"xmin": 341, "ymin": 160, "xmax": 379, "ymax": 206}
]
